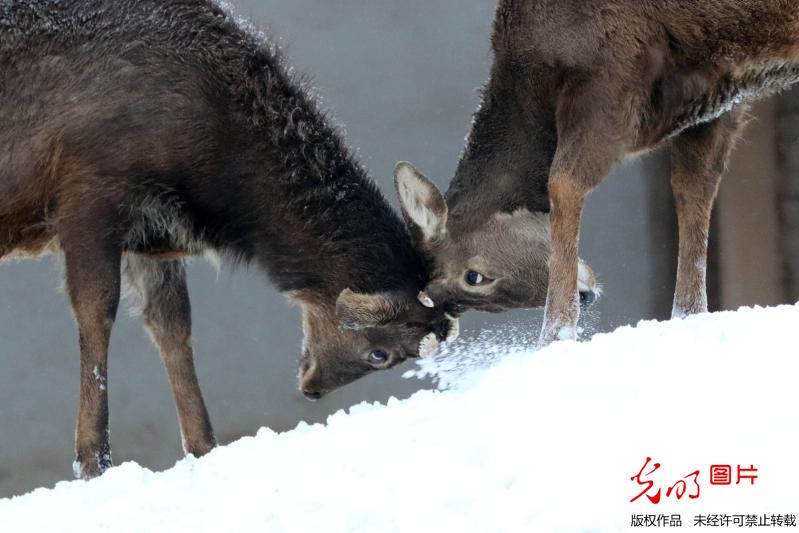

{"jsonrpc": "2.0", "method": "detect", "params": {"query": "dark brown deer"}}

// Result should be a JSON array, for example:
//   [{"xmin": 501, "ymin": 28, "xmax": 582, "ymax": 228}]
[
  {"xmin": 396, "ymin": 0, "xmax": 799, "ymax": 343},
  {"xmin": 0, "ymin": 0, "xmax": 457, "ymax": 479}
]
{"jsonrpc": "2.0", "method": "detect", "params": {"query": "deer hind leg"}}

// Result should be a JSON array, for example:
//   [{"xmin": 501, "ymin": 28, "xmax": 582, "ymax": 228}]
[
  {"xmin": 670, "ymin": 108, "xmax": 746, "ymax": 318},
  {"xmin": 540, "ymin": 84, "xmax": 625, "ymax": 345},
  {"xmin": 61, "ymin": 217, "xmax": 122, "ymax": 479},
  {"xmin": 124, "ymin": 255, "xmax": 216, "ymax": 457}
]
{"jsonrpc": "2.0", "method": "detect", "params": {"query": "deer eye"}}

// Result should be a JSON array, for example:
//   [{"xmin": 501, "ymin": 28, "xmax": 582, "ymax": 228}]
[
  {"xmin": 465, "ymin": 270, "xmax": 485, "ymax": 286},
  {"xmin": 368, "ymin": 350, "xmax": 389, "ymax": 364}
]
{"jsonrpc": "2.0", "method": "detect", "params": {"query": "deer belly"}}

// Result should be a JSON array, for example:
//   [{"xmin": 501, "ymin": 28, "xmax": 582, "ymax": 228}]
[
  {"xmin": 0, "ymin": 207, "xmax": 58, "ymax": 262},
  {"xmin": 123, "ymin": 197, "xmax": 206, "ymax": 259},
  {"xmin": 659, "ymin": 61, "xmax": 799, "ymax": 141}
]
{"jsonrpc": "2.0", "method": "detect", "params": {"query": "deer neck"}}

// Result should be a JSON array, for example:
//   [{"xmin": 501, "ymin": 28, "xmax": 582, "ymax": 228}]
[
  {"xmin": 445, "ymin": 62, "xmax": 556, "ymax": 230},
  {"xmin": 240, "ymin": 69, "xmax": 425, "ymax": 297}
]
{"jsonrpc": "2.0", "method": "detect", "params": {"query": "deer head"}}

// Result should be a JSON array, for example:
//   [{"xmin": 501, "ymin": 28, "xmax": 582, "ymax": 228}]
[
  {"xmin": 296, "ymin": 288, "xmax": 458, "ymax": 400},
  {"xmin": 394, "ymin": 162, "xmax": 599, "ymax": 315}
]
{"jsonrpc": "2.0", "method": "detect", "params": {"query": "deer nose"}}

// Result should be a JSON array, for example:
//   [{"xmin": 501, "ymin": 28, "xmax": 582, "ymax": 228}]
[
  {"xmin": 577, "ymin": 260, "xmax": 597, "ymax": 292},
  {"xmin": 580, "ymin": 290, "xmax": 598, "ymax": 307},
  {"xmin": 302, "ymin": 390, "xmax": 322, "ymax": 401},
  {"xmin": 298, "ymin": 358, "xmax": 324, "ymax": 401}
]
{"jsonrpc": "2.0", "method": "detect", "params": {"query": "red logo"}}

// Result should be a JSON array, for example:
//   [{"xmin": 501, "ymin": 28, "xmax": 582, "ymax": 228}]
[
  {"xmin": 630, "ymin": 457, "xmax": 700, "ymax": 504},
  {"xmin": 737, "ymin": 465, "xmax": 758, "ymax": 485},
  {"xmin": 631, "ymin": 458, "xmax": 758, "ymax": 504},
  {"xmin": 710, "ymin": 465, "xmax": 732, "ymax": 485}
]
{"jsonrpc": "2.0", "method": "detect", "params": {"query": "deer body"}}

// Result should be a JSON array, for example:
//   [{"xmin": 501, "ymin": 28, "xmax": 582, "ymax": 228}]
[
  {"xmin": 1, "ymin": 0, "xmax": 454, "ymax": 479},
  {"xmin": 396, "ymin": 0, "xmax": 799, "ymax": 342}
]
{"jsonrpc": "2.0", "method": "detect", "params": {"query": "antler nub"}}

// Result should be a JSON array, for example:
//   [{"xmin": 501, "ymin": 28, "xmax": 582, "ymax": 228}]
[{"xmin": 417, "ymin": 291, "xmax": 435, "ymax": 308}]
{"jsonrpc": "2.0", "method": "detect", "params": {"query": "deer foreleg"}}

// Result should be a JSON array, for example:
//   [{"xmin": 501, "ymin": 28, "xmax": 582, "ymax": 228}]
[
  {"xmin": 540, "ymin": 83, "xmax": 624, "ymax": 345},
  {"xmin": 62, "ymin": 215, "xmax": 123, "ymax": 479}
]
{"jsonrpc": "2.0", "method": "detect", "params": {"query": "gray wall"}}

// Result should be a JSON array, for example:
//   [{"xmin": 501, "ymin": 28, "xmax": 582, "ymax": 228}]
[
  {"xmin": 0, "ymin": 0, "xmax": 675, "ymax": 498},
  {"xmin": 777, "ymin": 88, "xmax": 799, "ymax": 302}
]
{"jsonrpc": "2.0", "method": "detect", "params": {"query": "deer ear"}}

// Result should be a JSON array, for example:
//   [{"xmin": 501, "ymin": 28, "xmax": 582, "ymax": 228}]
[
  {"xmin": 395, "ymin": 162, "xmax": 447, "ymax": 244},
  {"xmin": 336, "ymin": 289, "xmax": 409, "ymax": 330}
]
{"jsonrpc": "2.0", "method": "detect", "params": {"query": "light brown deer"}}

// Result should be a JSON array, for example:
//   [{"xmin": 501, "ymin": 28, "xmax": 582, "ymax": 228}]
[{"xmin": 396, "ymin": 0, "xmax": 799, "ymax": 343}]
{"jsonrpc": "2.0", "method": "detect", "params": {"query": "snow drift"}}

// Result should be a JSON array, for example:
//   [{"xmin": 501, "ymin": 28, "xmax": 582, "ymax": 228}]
[{"xmin": 1, "ymin": 304, "xmax": 798, "ymax": 532}]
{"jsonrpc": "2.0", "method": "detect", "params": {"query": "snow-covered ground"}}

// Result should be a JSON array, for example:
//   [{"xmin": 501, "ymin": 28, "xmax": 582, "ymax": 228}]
[{"xmin": 1, "ymin": 305, "xmax": 798, "ymax": 532}]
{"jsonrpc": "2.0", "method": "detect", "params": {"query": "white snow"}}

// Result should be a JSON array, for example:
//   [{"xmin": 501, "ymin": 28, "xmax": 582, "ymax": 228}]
[
  {"xmin": 2, "ymin": 304, "xmax": 798, "ymax": 532},
  {"xmin": 92, "ymin": 365, "xmax": 106, "ymax": 391}
]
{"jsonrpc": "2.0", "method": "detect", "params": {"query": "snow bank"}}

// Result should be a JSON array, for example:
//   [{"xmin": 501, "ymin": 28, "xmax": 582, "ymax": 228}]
[{"xmin": 2, "ymin": 305, "xmax": 798, "ymax": 532}]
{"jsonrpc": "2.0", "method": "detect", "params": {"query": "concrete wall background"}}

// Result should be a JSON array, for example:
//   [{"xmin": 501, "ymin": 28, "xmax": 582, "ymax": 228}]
[
  {"xmin": 0, "ymin": 0, "xmax": 678, "ymax": 497},
  {"xmin": 717, "ymin": 101, "xmax": 784, "ymax": 310},
  {"xmin": 777, "ymin": 88, "xmax": 799, "ymax": 302}
]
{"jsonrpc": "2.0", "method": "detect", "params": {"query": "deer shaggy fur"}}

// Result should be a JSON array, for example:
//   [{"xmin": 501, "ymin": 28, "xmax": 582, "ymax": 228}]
[{"xmin": 0, "ymin": 0, "xmax": 455, "ymax": 479}]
